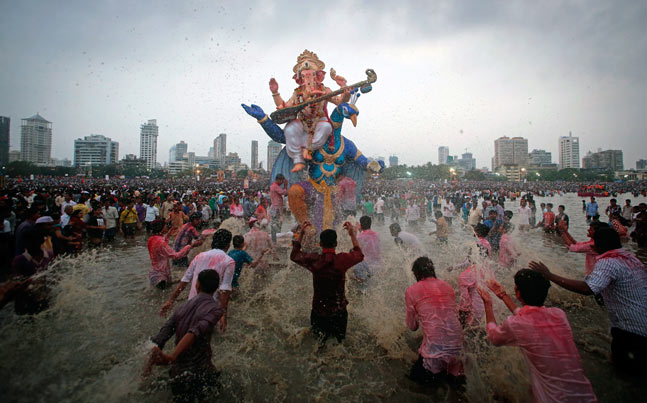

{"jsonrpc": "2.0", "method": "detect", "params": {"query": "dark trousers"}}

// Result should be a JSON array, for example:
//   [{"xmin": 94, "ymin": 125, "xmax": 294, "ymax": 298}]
[
  {"xmin": 611, "ymin": 327, "xmax": 647, "ymax": 374},
  {"xmin": 169, "ymin": 368, "xmax": 220, "ymax": 403},
  {"xmin": 409, "ymin": 355, "xmax": 465, "ymax": 387},
  {"xmin": 311, "ymin": 309, "xmax": 348, "ymax": 343}
]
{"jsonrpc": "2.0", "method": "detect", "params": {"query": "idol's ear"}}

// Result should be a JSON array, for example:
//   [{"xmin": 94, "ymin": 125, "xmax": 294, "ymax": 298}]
[
  {"xmin": 316, "ymin": 70, "xmax": 326, "ymax": 82},
  {"xmin": 293, "ymin": 73, "xmax": 303, "ymax": 85}
]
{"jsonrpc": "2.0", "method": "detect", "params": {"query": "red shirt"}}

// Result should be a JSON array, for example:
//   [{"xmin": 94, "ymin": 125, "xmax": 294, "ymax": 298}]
[{"xmin": 290, "ymin": 241, "xmax": 364, "ymax": 316}]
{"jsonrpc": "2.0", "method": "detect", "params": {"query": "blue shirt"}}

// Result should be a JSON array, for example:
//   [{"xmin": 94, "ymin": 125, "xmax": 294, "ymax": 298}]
[
  {"xmin": 585, "ymin": 202, "xmax": 599, "ymax": 217},
  {"xmin": 228, "ymin": 249, "xmax": 253, "ymax": 288}
]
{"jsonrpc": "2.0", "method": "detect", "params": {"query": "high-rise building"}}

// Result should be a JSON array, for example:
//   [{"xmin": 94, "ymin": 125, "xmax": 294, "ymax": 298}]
[
  {"xmin": 9, "ymin": 150, "xmax": 21, "ymax": 163},
  {"xmin": 267, "ymin": 140, "xmax": 283, "ymax": 173},
  {"xmin": 74, "ymin": 134, "xmax": 119, "ymax": 166},
  {"xmin": 139, "ymin": 119, "xmax": 158, "ymax": 169},
  {"xmin": 528, "ymin": 149, "xmax": 552, "ymax": 165},
  {"xmin": 251, "ymin": 140, "xmax": 259, "ymax": 170},
  {"xmin": 214, "ymin": 133, "xmax": 226, "ymax": 163},
  {"xmin": 582, "ymin": 150, "xmax": 623, "ymax": 171},
  {"xmin": 208, "ymin": 146, "xmax": 214, "ymax": 159},
  {"xmin": 438, "ymin": 146, "xmax": 449, "ymax": 165},
  {"xmin": 559, "ymin": 132, "xmax": 580, "ymax": 169},
  {"xmin": 457, "ymin": 152, "xmax": 476, "ymax": 170},
  {"xmin": 169, "ymin": 141, "xmax": 188, "ymax": 163},
  {"xmin": 389, "ymin": 155, "xmax": 398, "ymax": 167},
  {"xmin": 0, "ymin": 116, "xmax": 9, "ymax": 167},
  {"xmin": 637, "ymin": 159, "xmax": 647, "ymax": 170},
  {"xmin": 493, "ymin": 136, "xmax": 528, "ymax": 169},
  {"xmin": 20, "ymin": 113, "xmax": 52, "ymax": 165}
]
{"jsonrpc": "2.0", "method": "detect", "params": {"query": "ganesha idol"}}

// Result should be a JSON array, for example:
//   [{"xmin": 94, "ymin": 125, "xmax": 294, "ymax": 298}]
[{"xmin": 242, "ymin": 50, "xmax": 384, "ymax": 234}]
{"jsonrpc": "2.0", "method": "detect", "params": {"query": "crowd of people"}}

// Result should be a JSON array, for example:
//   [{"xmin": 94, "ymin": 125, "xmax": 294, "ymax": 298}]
[{"xmin": 1, "ymin": 174, "xmax": 646, "ymax": 402}]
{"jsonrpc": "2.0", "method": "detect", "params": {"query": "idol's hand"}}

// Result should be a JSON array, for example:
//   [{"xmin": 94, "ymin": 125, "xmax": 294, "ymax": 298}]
[
  {"xmin": 241, "ymin": 104, "xmax": 266, "ymax": 120},
  {"xmin": 269, "ymin": 78, "xmax": 279, "ymax": 94}
]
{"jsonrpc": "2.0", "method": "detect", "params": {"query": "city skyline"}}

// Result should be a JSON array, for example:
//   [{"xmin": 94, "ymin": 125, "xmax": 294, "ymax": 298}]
[{"xmin": 1, "ymin": 1, "xmax": 645, "ymax": 169}]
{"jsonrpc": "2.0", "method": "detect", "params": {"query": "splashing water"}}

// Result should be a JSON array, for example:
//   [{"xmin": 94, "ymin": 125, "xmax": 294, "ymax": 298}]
[{"xmin": 1, "ymin": 194, "xmax": 646, "ymax": 402}]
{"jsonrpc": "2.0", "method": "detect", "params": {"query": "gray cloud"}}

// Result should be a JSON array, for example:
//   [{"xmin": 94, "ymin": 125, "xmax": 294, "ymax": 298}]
[{"xmin": 1, "ymin": 0, "xmax": 645, "ymax": 169}]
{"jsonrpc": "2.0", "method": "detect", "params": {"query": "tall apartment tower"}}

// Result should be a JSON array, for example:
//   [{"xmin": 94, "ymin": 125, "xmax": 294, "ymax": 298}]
[
  {"xmin": 251, "ymin": 140, "xmax": 259, "ymax": 170},
  {"xmin": 169, "ymin": 141, "xmax": 188, "ymax": 163},
  {"xmin": 389, "ymin": 155, "xmax": 399, "ymax": 167},
  {"xmin": 139, "ymin": 119, "xmax": 158, "ymax": 169},
  {"xmin": 493, "ymin": 136, "xmax": 528, "ymax": 169},
  {"xmin": 559, "ymin": 132, "xmax": 580, "ymax": 169},
  {"xmin": 438, "ymin": 146, "xmax": 449, "ymax": 165},
  {"xmin": 214, "ymin": 133, "xmax": 226, "ymax": 163},
  {"xmin": 74, "ymin": 134, "xmax": 119, "ymax": 166},
  {"xmin": 267, "ymin": 140, "xmax": 283, "ymax": 173},
  {"xmin": 0, "ymin": 116, "xmax": 9, "ymax": 167},
  {"xmin": 20, "ymin": 113, "xmax": 52, "ymax": 165}
]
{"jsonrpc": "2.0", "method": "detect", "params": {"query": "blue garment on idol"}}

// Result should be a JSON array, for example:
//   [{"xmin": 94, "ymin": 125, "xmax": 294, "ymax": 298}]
[{"xmin": 228, "ymin": 249, "xmax": 253, "ymax": 288}]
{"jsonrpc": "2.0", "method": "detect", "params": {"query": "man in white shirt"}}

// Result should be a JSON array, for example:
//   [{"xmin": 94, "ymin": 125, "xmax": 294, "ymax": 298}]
[
  {"xmin": 60, "ymin": 194, "xmax": 76, "ymax": 215},
  {"xmin": 517, "ymin": 198, "xmax": 532, "ymax": 231},
  {"xmin": 390, "ymin": 222, "xmax": 425, "ymax": 255},
  {"xmin": 406, "ymin": 200, "xmax": 421, "ymax": 228},
  {"xmin": 375, "ymin": 197, "xmax": 385, "ymax": 224},
  {"xmin": 61, "ymin": 205, "xmax": 73, "ymax": 227},
  {"xmin": 102, "ymin": 199, "xmax": 120, "ymax": 241},
  {"xmin": 144, "ymin": 202, "xmax": 160, "ymax": 233},
  {"xmin": 160, "ymin": 229, "xmax": 235, "ymax": 331}
]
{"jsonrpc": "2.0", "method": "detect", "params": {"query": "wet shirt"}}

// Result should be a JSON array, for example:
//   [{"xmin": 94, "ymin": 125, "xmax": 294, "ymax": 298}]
[
  {"xmin": 181, "ymin": 249, "xmax": 235, "ymax": 299},
  {"xmin": 395, "ymin": 231, "xmax": 424, "ymax": 254},
  {"xmin": 356, "ymin": 229, "xmax": 381, "ymax": 269},
  {"xmin": 151, "ymin": 293, "xmax": 224, "ymax": 374},
  {"xmin": 585, "ymin": 249, "xmax": 647, "ymax": 337},
  {"xmin": 290, "ymin": 241, "xmax": 364, "ymax": 316},
  {"xmin": 229, "ymin": 203, "xmax": 244, "ymax": 218},
  {"xmin": 568, "ymin": 240, "xmax": 597, "ymax": 275},
  {"xmin": 228, "ymin": 249, "xmax": 253, "ymax": 288},
  {"xmin": 12, "ymin": 250, "xmax": 52, "ymax": 278},
  {"xmin": 458, "ymin": 264, "xmax": 495, "ymax": 326},
  {"xmin": 498, "ymin": 234, "xmax": 518, "ymax": 268},
  {"xmin": 405, "ymin": 277, "xmax": 463, "ymax": 376},
  {"xmin": 244, "ymin": 228, "xmax": 273, "ymax": 270},
  {"xmin": 468, "ymin": 208, "xmax": 482, "ymax": 226},
  {"xmin": 270, "ymin": 182, "xmax": 287, "ymax": 209},
  {"xmin": 517, "ymin": 206, "xmax": 532, "ymax": 225},
  {"xmin": 173, "ymin": 223, "xmax": 199, "ymax": 252},
  {"xmin": 435, "ymin": 217, "xmax": 449, "ymax": 238},
  {"xmin": 337, "ymin": 177, "xmax": 357, "ymax": 211},
  {"xmin": 147, "ymin": 235, "xmax": 192, "ymax": 286},
  {"xmin": 486, "ymin": 306, "xmax": 597, "ymax": 403}
]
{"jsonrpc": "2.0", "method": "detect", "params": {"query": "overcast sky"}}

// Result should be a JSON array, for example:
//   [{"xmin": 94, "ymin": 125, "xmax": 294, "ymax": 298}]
[{"xmin": 1, "ymin": 0, "xmax": 645, "ymax": 169}]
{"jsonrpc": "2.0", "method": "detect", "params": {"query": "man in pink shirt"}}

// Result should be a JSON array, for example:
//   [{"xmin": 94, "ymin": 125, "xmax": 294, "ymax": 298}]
[
  {"xmin": 147, "ymin": 220, "xmax": 203, "ymax": 289},
  {"xmin": 458, "ymin": 257, "xmax": 494, "ymax": 327},
  {"xmin": 498, "ymin": 223, "xmax": 520, "ymax": 268},
  {"xmin": 405, "ymin": 257, "xmax": 464, "ymax": 386},
  {"xmin": 559, "ymin": 221, "xmax": 605, "ymax": 275},
  {"xmin": 474, "ymin": 223, "xmax": 492, "ymax": 257},
  {"xmin": 244, "ymin": 217, "xmax": 274, "ymax": 272},
  {"xmin": 161, "ymin": 229, "xmax": 235, "ymax": 331},
  {"xmin": 269, "ymin": 174, "xmax": 288, "ymax": 243},
  {"xmin": 478, "ymin": 270, "xmax": 597, "ymax": 402},
  {"xmin": 353, "ymin": 216, "xmax": 381, "ymax": 285}
]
